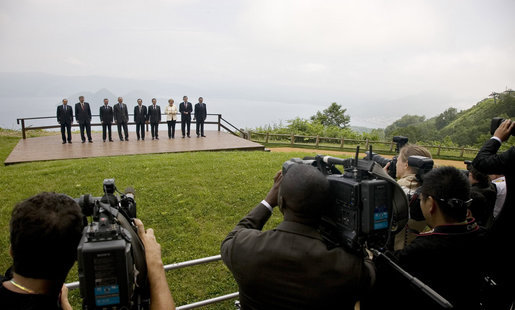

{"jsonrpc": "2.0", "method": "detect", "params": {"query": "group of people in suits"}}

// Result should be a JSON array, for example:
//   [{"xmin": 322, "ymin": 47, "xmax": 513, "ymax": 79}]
[{"xmin": 56, "ymin": 96, "xmax": 208, "ymax": 143}]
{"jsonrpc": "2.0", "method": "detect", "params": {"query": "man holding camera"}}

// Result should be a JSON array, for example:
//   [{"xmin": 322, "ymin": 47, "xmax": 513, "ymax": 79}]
[
  {"xmin": 221, "ymin": 165, "xmax": 375, "ymax": 309},
  {"xmin": 472, "ymin": 118, "xmax": 515, "ymax": 309},
  {"xmin": 1, "ymin": 192, "xmax": 175, "ymax": 310}
]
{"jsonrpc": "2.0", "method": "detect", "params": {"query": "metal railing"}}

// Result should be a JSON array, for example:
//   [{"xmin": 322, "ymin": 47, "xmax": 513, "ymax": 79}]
[
  {"xmin": 66, "ymin": 254, "xmax": 239, "ymax": 309},
  {"xmin": 16, "ymin": 113, "xmax": 234, "ymax": 139}
]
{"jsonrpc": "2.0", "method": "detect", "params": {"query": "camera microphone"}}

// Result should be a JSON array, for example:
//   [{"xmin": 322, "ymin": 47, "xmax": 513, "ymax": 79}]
[
  {"xmin": 320, "ymin": 155, "xmax": 353, "ymax": 168},
  {"xmin": 124, "ymin": 186, "xmax": 135, "ymax": 199}
]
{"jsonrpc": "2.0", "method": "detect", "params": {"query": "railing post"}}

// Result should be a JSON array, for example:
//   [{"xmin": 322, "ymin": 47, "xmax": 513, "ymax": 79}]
[
  {"xmin": 265, "ymin": 132, "xmax": 269, "ymax": 143},
  {"xmin": 21, "ymin": 119, "xmax": 26, "ymax": 139},
  {"xmin": 389, "ymin": 141, "xmax": 394, "ymax": 152},
  {"xmin": 218, "ymin": 114, "xmax": 221, "ymax": 131},
  {"xmin": 437, "ymin": 144, "xmax": 442, "ymax": 156},
  {"xmin": 365, "ymin": 138, "xmax": 369, "ymax": 151},
  {"xmin": 460, "ymin": 147, "xmax": 464, "ymax": 157},
  {"xmin": 290, "ymin": 133, "xmax": 294, "ymax": 145},
  {"xmin": 340, "ymin": 137, "xmax": 344, "ymax": 149},
  {"xmin": 315, "ymin": 135, "xmax": 320, "ymax": 147}
]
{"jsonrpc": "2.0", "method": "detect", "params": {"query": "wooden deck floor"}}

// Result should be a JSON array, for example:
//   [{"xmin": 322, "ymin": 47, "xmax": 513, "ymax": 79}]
[{"xmin": 4, "ymin": 130, "xmax": 265, "ymax": 165}]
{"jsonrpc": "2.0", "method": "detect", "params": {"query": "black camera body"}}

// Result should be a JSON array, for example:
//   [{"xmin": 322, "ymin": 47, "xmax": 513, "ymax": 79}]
[
  {"xmin": 366, "ymin": 136, "xmax": 409, "ymax": 178},
  {"xmin": 282, "ymin": 152, "xmax": 408, "ymax": 253},
  {"xmin": 490, "ymin": 117, "xmax": 514, "ymax": 136},
  {"xmin": 76, "ymin": 179, "xmax": 149, "ymax": 310}
]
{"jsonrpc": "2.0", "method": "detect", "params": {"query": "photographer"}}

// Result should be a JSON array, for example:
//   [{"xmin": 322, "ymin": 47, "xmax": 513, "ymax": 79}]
[
  {"xmin": 366, "ymin": 166, "xmax": 488, "ymax": 310},
  {"xmin": 467, "ymin": 166, "xmax": 497, "ymax": 227},
  {"xmin": 384, "ymin": 144, "xmax": 432, "ymax": 249},
  {"xmin": 221, "ymin": 166, "xmax": 375, "ymax": 310},
  {"xmin": 472, "ymin": 119, "xmax": 515, "ymax": 309},
  {"xmin": 0, "ymin": 192, "xmax": 83, "ymax": 310},
  {"xmin": 1, "ymin": 192, "xmax": 175, "ymax": 310}
]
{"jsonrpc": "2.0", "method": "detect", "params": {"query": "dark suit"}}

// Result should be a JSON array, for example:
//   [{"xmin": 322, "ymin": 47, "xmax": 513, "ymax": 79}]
[
  {"xmin": 99, "ymin": 105, "xmax": 114, "ymax": 141},
  {"xmin": 113, "ymin": 102, "xmax": 129, "ymax": 140},
  {"xmin": 75, "ymin": 101, "xmax": 92, "ymax": 142},
  {"xmin": 194, "ymin": 102, "xmax": 207, "ymax": 137},
  {"xmin": 472, "ymin": 138, "xmax": 515, "ymax": 308},
  {"xmin": 134, "ymin": 104, "xmax": 147, "ymax": 140},
  {"xmin": 56, "ymin": 104, "xmax": 73, "ymax": 143},
  {"xmin": 179, "ymin": 101, "xmax": 192, "ymax": 137},
  {"xmin": 221, "ymin": 203, "xmax": 374, "ymax": 310},
  {"xmin": 148, "ymin": 104, "xmax": 161, "ymax": 139}
]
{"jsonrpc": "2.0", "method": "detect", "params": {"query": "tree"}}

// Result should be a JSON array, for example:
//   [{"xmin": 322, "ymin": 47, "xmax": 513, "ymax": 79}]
[
  {"xmin": 435, "ymin": 107, "xmax": 458, "ymax": 130},
  {"xmin": 310, "ymin": 102, "xmax": 351, "ymax": 129}
]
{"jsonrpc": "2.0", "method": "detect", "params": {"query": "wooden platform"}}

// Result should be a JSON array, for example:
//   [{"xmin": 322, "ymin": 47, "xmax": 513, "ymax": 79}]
[{"xmin": 4, "ymin": 131, "xmax": 265, "ymax": 165}]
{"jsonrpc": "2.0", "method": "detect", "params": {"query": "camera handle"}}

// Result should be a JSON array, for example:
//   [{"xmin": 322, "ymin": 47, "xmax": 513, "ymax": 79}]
[{"xmin": 370, "ymin": 249, "xmax": 454, "ymax": 309}]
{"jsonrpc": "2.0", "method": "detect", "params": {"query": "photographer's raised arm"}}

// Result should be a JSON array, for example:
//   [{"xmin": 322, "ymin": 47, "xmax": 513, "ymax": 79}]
[{"xmin": 135, "ymin": 219, "xmax": 175, "ymax": 310}]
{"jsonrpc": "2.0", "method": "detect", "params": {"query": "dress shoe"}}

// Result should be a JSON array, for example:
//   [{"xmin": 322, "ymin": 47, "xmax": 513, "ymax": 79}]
[
  {"xmin": 103, "ymin": 140, "xmax": 106, "ymax": 142},
  {"xmin": 156, "ymin": 137, "xmax": 159, "ymax": 140},
  {"xmin": 152, "ymin": 137, "xmax": 154, "ymax": 140},
  {"xmin": 109, "ymin": 139, "xmax": 114, "ymax": 142},
  {"xmin": 68, "ymin": 141, "xmax": 72, "ymax": 144},
  {"xmin": 125, "ymin": 138, "xmax": 129, "ymax": 141},
  {"xmin": 187, "ymin": 135, "xmax": 191, "ymax": 138},
  {"xmin": 89, "ymin": 140, "xmax": 93, "ymax": 143},
  {"xmin": 62, "ymin": 141, "xmax": 66, "ymax": 144},
  {"xmin": 182, "ymin": 136, "xmax": 185, "ymax": 138},
  {"xmin": 82, "ymin": 140, "xmax": 85, "ymax": 143},
  {"xmin": 201, "ymin": 135, "xmax": 206, "ymax": 137}
]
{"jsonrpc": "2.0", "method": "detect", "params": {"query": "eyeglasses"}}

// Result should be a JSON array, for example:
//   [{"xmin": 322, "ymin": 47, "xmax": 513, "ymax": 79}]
[{"xmin": 421, "ymin": 193, "xmax": 472, "ymax": 208}]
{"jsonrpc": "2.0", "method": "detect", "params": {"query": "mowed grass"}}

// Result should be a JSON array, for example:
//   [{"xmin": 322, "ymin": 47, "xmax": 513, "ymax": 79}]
[{"xmin": 0, "ymin": 134, "xmax": 321, "ymax": 309}]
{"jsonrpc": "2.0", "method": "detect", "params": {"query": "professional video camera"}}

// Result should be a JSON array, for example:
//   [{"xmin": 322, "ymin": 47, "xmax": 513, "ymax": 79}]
[
  {"xmin": 282, "ymin": 147, "xmax": 409, "ymax": 253},
  {"xmin": 76, "ymin": 179, "xmax": 150, "ymax": 310},
  {"xmin": 366, "ymin": 136, "xmax": 409, "ymax": 178},
  {"xmin": 490, "ymin": 117, "xmax": 514, "ymax": 136}
]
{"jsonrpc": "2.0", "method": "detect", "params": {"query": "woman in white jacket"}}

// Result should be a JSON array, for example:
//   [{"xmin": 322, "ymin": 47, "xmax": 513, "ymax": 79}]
[{"xmin": 165, "ymin": 99, "xmax": 178, "ymax": 139}]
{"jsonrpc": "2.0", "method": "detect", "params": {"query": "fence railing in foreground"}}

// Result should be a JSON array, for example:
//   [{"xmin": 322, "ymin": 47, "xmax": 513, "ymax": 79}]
[{"xmin": 66, "ymin": 254, "xmax": 239, "ymax": 309}]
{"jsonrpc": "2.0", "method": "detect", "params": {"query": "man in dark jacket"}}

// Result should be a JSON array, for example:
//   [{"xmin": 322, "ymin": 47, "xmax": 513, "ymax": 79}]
[
  {"xmin": 99, "ymin": 98, "xmax": 114, "ymax": 142},
  {"xmin": 194, "ymin": 97, "xmax": 207, "ymax": 137},
  {"xmin": 113, "ymin": 96, "xmax": 129, "ymax": 141},
  {"xmin": 148, "ymin": 98, "xmax": 161, "ymax": 140},
  {"xmin": 75, "ymin": 96, "xmax": 92, "ymax": 143},
  {"xmin": 56, "ymin": 99, "xmax": 73, "ymax": 144},
  {"xmin": 221, "ymin": 165, "xmax": 375, "ymax": 310},
  {"xmin": 472, "ymin": 119, "xmax": 515, "ymax": 309},
  {"xmin": 134, "ymin": 99, "xmax": 147, "ymax": 141}
]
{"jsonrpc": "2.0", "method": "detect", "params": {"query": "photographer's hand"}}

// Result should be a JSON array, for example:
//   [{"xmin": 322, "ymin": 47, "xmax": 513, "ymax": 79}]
[
  {"xmin": 134, "ymin": 219, "xmax": 175, "ymax": 310},
  {"xmin": 383, "ymin": 162, "xmax": 391, "ymax": 175},
  {"xmin": 494, "ymin": 119, "xmax": 514, "ymax": 142},
  {"xmin": 60, "ymin": 284, "xmax": 72, "ymax": 310},
  {"xmin": 264, "ymin": 170, "xmax": 283, "ymax": 207}
]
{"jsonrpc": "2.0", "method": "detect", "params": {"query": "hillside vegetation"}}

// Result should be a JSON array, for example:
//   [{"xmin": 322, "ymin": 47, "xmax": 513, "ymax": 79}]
[
  {"xmin": 253, "ymin": 92, "xmax": 515, "ymax": 148},
  {"xmin": 385, "ymin": 92, "xmax": 515, "ymax": 147}
]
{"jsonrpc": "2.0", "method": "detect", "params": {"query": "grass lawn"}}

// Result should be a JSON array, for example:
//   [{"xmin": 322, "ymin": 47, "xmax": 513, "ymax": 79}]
[{"xmin": 0, "ymin": 132, "xmax": 321, "ymax": 309}]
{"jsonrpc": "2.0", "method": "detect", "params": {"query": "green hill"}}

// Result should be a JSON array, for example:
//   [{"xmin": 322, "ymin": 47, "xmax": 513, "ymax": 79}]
[{"xmin": 384, "ymin": 91, "xmax": 515, "ymax": 147}]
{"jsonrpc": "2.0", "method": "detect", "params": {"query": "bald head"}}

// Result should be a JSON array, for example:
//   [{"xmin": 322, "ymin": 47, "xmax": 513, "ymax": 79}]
[{"xmin": 279, "ymin": 164, "xmax": 330, "ymax": 221}]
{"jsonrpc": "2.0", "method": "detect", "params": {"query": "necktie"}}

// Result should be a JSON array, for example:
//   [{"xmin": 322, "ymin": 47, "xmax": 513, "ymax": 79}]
[{"xmin": 81, "ymin": 103, "xmax": 84, "ymax": 110}]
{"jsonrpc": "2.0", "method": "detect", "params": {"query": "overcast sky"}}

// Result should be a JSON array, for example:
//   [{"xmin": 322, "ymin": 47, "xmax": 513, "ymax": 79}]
[{"xmin": 1, "ymin": 0, "xmax": 514, "ymax": 128}]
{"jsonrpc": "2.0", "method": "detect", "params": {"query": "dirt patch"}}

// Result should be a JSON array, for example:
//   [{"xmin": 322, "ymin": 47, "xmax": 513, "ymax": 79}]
[{"xmin": 268, "ymin": 147, "xmax": 467, "ymax": 169}]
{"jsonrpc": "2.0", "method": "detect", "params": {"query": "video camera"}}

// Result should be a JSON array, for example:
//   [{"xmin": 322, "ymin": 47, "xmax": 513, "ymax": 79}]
[
  {"xmin": 282, "ymin": 147, "xmax": 409, "ymax": 253},
  {"xmin": 76, "ymin": 179, "xmax": 150, "ymax": 310},
  {"xmin": 366, "ymin": 136, "xmax": 409, "ymax": 178}
]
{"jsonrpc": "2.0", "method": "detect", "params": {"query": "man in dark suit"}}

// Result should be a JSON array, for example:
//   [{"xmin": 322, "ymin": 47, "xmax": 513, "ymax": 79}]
[
  {"xmin": 194, "ymin": 97, "xmax": 207, "ymax": 137},
  {"xmin": 472, "ymin": 119, "xmax": 515, "ymax": 309},
  {"xmin": 134, "ymin": 98, "xmax": 147, "ymax": 141},
  {"xmin": 99, "ymin": 98, "xmax": 114, "ymax": 142},
  {"xmin": 221, "ymin": 165, "xmax": 375, "ymax": 309},
  {"xmin": 179, "ymin": 96, "xmax": 192, "ymax": 138},
  {"xmin": 56, "ymin": 98, "xmax": 73, "ymax": 144},
  {"xmin": 113, "ymin": 96, "xmax": 129, "ymax": 141},
  {"xmin": 75, "ymin": 96, "xmax": 92, "ymax": 143},
  {"xmin": 148, "ymin": 98, "xmax": 161, "ymax": 140}
]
